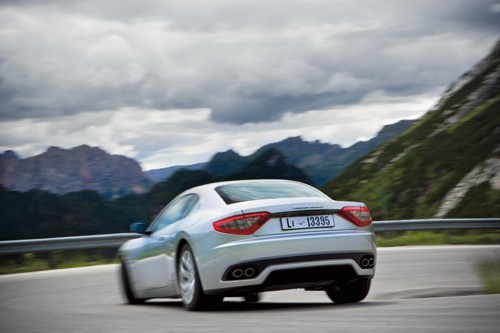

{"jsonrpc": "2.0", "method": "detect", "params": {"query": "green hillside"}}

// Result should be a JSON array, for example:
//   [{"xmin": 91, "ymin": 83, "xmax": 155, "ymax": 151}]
[{"xmin": 322, "ymin": 41, "xmax": 500, "ymax": 220}]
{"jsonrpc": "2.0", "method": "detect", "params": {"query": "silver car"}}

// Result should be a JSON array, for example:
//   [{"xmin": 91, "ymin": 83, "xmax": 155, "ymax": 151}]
[{"xmin": 118, "ymin": 179, "xmax": 376, "ymax": 310}]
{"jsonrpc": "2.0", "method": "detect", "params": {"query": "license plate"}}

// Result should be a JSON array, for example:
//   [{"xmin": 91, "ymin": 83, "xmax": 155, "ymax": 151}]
[{"xmin": 280, "ymin": 215, "xmax": 335, "ymax": 230}]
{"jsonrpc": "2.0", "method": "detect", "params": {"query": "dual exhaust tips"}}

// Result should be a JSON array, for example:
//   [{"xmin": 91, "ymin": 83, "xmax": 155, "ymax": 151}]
[
  {"xmin": 228, "ymin": 266, "xmax": 258, "ymax": 280},
  {"xmin": 360, "ymin": 255, "xmax": 375, "ymax": 269}
]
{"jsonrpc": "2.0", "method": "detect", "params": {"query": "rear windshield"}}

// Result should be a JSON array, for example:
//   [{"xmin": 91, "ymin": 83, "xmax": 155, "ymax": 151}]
[{"xmin": 215, "ymin": 181, "xmax": 324, "ymax": 204}]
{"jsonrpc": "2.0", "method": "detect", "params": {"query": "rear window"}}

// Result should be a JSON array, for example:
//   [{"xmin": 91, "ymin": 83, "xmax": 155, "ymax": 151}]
[{"xmin": 215, "ymin": 181, "xmax": 324, "ymax": 204}]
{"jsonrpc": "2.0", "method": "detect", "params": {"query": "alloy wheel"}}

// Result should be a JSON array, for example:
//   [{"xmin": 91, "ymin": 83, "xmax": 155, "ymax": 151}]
[{"xmin": 179, "ymin": 249, "xmax": 196, "ymax": 304}]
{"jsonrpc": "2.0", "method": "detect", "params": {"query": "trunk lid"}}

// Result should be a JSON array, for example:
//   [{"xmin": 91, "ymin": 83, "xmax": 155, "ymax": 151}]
[{"xmin": 236, "ymin": 197, "xmax": 359, "ymax": 237}]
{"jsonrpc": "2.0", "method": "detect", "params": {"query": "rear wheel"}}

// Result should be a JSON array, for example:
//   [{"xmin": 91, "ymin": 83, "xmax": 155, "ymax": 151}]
[
  {"xmin": 120, "ymin": 261, "xmax": 145, "ymax": 305},
  {"xmin": 325, "ymin": 278, "xmax": 371, "ymax": 304},
  {"xmin": 243, "ymin": 293, "xmax": 261, "ymax": 303},
  {"xmin": 178, "ymin": 244, "xmax": 222, "ymax": 310}
]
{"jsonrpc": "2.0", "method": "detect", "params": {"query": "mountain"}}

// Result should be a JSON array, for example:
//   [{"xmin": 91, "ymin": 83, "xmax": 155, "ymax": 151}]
[
  {"xmin": 252, "ymin": 137, "xmax": 342, "ymax": 185},
  {"xmin": 321, "ymin": 40, "xmax": 500, "ymax": 220},
  {"xmin": 253, "ymin": 119, "xmax": 415, "ymax": 185},
  {"xmin": 223, "ymin": 148, "xmax": 313, "ymax": 184},
  {"xmin": 201, "ymin": 119, "xmax": 414, "ymax": 186},
  {"xmin": 0, "ymin": 115, "xmax": 409, "ymax": 198},
  {"xmin": 204, "ymin": 149, "xmax": 248, "ymax": 178},
  {"xmin": 145, "ymin": 162, "xmax": 207, "ymax": 182},
  {"xmin": 0, "ymin": 145, "xmax": 151, "ymax": 198},
  {"xmin": 146, "ymin": 169, "xmax": 215, "ymax": 216}
]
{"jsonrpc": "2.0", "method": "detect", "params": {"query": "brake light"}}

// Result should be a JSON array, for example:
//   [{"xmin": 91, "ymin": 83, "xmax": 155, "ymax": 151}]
[
  {"xmin": 213, "ymin": 212, "xmax": 272, "ymax": 235},
  {"xmin": 338, "ymin": 206, "xmax": 372, "ymax": 227}
]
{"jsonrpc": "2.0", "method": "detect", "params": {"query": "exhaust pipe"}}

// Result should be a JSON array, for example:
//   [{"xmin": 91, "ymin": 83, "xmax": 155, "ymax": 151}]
[
  {"xmin": 232, "ymin": 269, "xmax": 244, "ymax": 278},
  {"xmin": 226, "ymin": 266, "xmax": 259, "ymax": 280},
  {"xmin": 244, "ymin": 267, "xmax": 255, "ymax": 278},
  {"xmin": 360, "ymin": 256, "xmax": 375, "ymax": 269}
]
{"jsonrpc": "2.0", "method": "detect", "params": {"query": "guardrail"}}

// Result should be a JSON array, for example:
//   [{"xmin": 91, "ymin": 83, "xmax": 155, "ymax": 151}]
[
  {"xmin": 0, "ymin": 233, "xmax": 140, "ymax": 255},
  {"xmin": 0, "ymin": 218, "xmax": 499, "ymax": 255},
  {"xmin": 373, "ymin": 218, "xmax": 500, "ymax": 232}
]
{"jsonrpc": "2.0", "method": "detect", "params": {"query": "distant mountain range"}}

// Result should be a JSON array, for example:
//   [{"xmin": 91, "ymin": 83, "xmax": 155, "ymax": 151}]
[
  {"xmin": 252, "ymin": 119, "xmax": 415, "ymax": 185},
  {"xmin": 0, "ymin": 145, "xmax": 151, "ymax": 198},
  {"xmin": 0, "ymin": 119, "xmax": 415, "ymax": 197},
  {"xmin": 322, "ymin": 39, "xmax": 500, "ymax": 220},
  {"xmin": 151, "ymin": 119, "xmax": 414, "ymax": 186},
  {"xmin": 145, "ymin": 163, "xmax": 207, "ymax": 183}
]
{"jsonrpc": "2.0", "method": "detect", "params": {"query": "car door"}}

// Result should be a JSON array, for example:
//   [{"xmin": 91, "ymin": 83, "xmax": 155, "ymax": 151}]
[{"xmin": 133, "ymin": 194, "xmax": 199, "ymax": 291}]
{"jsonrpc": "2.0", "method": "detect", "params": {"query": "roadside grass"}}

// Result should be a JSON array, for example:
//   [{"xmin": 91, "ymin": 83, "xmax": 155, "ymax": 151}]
[
  {"xmin": 0, "ymin": 250, "xmax": 118, "ymax": 275},
  {"xmin": 476, "ymin": 255, "xmax": 500, "ymax": 294},
  {"xmin": 0, "ymin": 255, "xmax": 51, "ymax": 274},
  {"xmin": 376, "ymin": 229, "xmax": 500, "ymax": 247}
]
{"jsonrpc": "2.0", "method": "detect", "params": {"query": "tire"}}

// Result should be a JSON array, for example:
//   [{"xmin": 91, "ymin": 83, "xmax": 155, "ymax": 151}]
[
  {"xmin": 178, "ymin": 244, "xmax": 222, "ymax": 310},
  {"xmin": 325, "ymin": 278, "xmax": 371, "ymax": 304},
  {"xmin": 120, "ymin": 261, "xmax": 145, "ymax": 305},
  {"xmin": 243, "ymin": 293, "xmax": 261, "ymax": 303}
]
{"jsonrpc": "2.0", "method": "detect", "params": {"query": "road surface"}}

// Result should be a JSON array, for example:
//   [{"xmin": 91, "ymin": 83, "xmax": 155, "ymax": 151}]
[{"xmin": 1, "ymin": 245, "xmax": 499, "ymax": 332}]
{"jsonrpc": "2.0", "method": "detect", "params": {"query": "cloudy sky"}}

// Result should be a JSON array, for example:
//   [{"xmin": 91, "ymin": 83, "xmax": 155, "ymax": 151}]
[{"xmin": 1, "ymin": 0, "xmax": 499, "ymax": 170}]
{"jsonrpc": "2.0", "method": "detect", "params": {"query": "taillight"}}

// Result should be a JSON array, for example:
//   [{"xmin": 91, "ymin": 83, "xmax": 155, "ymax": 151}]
[
  {"xmin": 338, "ymin": 206, "xmax": 372, "ymax": 227},
  {"xmin": 213, "ymin": 212, "xmax": 272, "ymax": 235}
]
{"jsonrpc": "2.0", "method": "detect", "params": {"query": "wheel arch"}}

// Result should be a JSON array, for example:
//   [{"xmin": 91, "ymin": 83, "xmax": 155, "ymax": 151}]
[{"xmin": 175, "ymin": 238, "xmax": 211, "ymax": 292}]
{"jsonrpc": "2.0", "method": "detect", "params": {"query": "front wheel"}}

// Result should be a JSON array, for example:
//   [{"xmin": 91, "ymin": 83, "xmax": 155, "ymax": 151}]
[
  {"xmin": 178, "ymin": 244, "xmax": 222, "ymax": 310},
  {"xmin": 325, "ymin": 278, "xmax": 371, "ymax": 304}
]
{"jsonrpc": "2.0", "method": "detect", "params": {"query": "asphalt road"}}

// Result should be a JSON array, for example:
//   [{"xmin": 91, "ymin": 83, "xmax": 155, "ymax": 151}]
[{"xmin": 1, "ymin": 245, "xmax": 499, "ymax": 333}]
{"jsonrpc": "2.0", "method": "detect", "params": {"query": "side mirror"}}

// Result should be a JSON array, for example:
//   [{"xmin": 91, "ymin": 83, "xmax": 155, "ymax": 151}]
[{"xmin": 130, "ymin": 222, "xmax": 147, "ymax": 234}]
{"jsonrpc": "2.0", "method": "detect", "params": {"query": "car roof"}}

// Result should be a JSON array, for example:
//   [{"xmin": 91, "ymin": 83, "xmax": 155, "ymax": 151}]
[{"xmin": 188, "ymin": 179, "xmax": 308, "ymax": 193}]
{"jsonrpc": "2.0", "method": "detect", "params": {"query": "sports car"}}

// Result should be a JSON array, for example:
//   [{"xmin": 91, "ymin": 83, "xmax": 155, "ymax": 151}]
[{"xmin": 118, "ymin": 179, "xmax": 376, "ymax": 310}]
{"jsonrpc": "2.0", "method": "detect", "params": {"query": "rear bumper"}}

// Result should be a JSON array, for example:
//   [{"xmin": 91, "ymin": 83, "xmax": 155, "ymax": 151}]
[
  {"xmin": 222, "ymin": 252, "xmax": 374, "ymax": 280},
  {"xmin": 197, "ymin": 229, "xmax": 376, "ymax": 293}
]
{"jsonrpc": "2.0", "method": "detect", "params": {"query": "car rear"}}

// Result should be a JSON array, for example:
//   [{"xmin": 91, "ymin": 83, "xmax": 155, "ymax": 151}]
[{"xmin": 195, "ymin": 180, "xmax": 376, "ymax": 297}]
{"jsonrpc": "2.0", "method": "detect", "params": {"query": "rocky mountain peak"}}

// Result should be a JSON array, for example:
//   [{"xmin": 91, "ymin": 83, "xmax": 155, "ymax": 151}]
[
  {"xmin": 1, "ymin": 150, "xmax": 19, "ymax": 160},
  {"xmin": 434, "ymin": 40, "xmax": 500, "ymax": 130},
  {"xmin": 0, "ymin": 146, "xmax": 150, "ymax": 197}
]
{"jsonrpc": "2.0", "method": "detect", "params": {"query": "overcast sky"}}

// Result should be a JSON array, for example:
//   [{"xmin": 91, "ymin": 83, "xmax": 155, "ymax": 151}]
[{"xmin": 1, "ymin": 0, "xmax": 499, "ymax": 170}]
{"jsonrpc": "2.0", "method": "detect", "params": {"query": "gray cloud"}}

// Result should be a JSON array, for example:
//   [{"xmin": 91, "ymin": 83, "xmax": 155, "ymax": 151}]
[{"xmin": 0, "ymin": 0, "xmax": 499, "ymax": 127}]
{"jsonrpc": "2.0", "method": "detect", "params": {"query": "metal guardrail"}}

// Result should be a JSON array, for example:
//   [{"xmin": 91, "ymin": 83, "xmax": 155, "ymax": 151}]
[
  {"xmin": 0, "ymin": 233, "xmax": 140, "ymax": 255},
  {"xmin": 0, "ymin": 218, "xmax": 499, "ymax": 255},
  {"xmin": 373, "ymin": 218, "xmax": 500, "ymax": 232}
]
